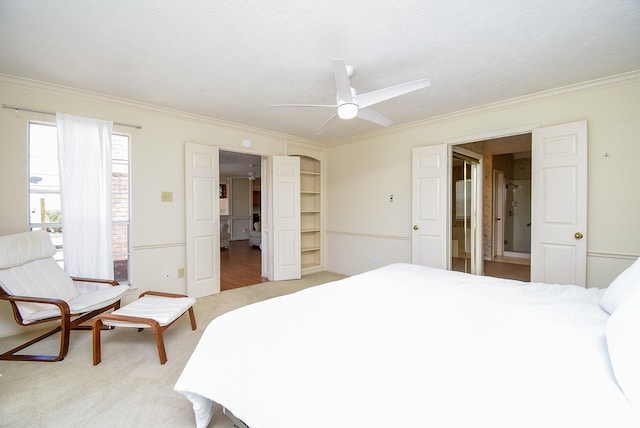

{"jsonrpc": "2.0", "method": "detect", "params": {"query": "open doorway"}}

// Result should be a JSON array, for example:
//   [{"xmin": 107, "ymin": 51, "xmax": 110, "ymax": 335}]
[
  {"xmin": 219, "ymin": 150, "xmax": 268, "ymax": 290},
  {"xmin": 455, "ymin": 134, "xmax": 532, "ymax": 281}
]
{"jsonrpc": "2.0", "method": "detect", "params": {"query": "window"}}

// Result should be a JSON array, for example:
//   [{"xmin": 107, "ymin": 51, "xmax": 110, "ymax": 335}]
[
  {"xmin": 455, "ymin": 179, "xmax": 472, "ymax": 220},
  {"xmin": 28, "ymin": 122, "xmax": 131, "ymax": 283}
]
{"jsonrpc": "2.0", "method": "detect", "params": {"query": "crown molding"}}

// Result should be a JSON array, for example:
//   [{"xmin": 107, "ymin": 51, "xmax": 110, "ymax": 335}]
[
  {"xmin": 0, "ymin": 73, "xmax": 318, "ymax": 147},
  {"xmin": 3, "ymin": 70, "xmax": 638, "ymax": 148}
]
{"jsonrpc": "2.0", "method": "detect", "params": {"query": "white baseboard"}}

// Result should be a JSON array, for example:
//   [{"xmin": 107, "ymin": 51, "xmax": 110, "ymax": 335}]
[{"xmin": 503, "ymin": 251, "xmax": 531, "ymax": 259}]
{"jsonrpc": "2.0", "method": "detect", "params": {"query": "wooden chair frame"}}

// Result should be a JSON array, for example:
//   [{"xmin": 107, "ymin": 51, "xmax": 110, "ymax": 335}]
[{"xmin": 0, "ymin": 277, "xmax": 122, "ymax": 362}]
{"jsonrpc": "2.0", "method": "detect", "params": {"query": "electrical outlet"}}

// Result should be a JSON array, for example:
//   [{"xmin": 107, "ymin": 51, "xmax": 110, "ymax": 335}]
[
  {"xmin": 163, "ymin": 270, "xmax": 171, "ymax": 280},
  {"xmin": 389, "ymin": 194, "xmax": 394, "ymax": 202},
  {"xmin": 177, "ymin": 268, "xmax": 185, "ymax": 279}
]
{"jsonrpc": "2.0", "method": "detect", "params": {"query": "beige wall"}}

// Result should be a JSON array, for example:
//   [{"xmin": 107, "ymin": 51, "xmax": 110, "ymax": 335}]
[
  {"xmin": 1, "ymin": 72, "xmax": 639, "ymax": 337},
  {"xmin": 0, "ymin": 75, "xmax": 320, "ymax": 337},
  {"xmin": 325, "ymin": 73, "xmax": 640, "ymax": 285}
]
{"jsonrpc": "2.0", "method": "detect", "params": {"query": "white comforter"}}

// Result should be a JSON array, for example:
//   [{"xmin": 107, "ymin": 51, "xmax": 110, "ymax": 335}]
[{"xmin": 175, "ymin": 263, "xmax": 639, "ymax": 427}]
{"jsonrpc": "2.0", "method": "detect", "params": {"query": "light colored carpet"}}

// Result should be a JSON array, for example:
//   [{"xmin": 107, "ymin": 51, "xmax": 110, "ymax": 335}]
[{"xmin": 0, "ymin": 271, "xmax": 346, "ymax": 428}]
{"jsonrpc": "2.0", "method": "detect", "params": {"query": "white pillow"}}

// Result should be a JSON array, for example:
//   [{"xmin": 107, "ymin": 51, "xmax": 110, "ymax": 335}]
[
  {"xmin": 606, "ymin": 290, "xmax": 640, "ymax": 405},
  {"xmin": 0, "ymin": 230, "xmax": 56, "ymax": 269},
  {"xmin": 599, "ymin": 257, "xmax": 640, "ymax": 314}
]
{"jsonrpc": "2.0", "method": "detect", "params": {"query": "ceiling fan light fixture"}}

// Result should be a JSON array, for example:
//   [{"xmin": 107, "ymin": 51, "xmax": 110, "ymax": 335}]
[
  {"xmin": 337, "ymin": 102, "xmax": 358, "ymax": 120},
  {"xmin": 271, "ymin": 59, "xmax": 429, "ymax": 134}
]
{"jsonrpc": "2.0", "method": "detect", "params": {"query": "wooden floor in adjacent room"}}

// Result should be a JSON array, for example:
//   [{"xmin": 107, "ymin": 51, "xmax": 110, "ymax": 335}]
[
  {"xmin": 220, "ymin": 239, "xmax": 268, "ymax": 291},
  {"xmin": 453, "ymin": 256, "xmax": 531, "ymax": 282},
  {"xmin": 484, "ymin": 259, "xmax": 530, "ymax": 282},
  {"xmin": 484, "ymin": 256, "xmax": 531, "ymax": 282},
  {"xmin": 221, "ymin": 243, "xmax": 530, "ymax": 290}
]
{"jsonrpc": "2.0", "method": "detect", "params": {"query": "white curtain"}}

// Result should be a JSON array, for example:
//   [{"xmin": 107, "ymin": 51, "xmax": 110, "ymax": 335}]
[{"xmin": 56, "ymin": 113, "xmax": 114, "ymax": 279}]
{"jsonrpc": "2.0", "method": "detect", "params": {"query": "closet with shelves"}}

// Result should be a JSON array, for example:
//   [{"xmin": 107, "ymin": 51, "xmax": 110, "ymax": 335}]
[{"xmin": 299, "ymin": 156, "xmax": 321, "ymax": 271}]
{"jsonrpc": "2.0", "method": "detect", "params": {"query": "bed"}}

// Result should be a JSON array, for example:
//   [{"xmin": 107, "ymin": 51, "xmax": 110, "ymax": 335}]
[{"xmin": 175, "ymin": 261, "xmax": 640, "ymax": 428}]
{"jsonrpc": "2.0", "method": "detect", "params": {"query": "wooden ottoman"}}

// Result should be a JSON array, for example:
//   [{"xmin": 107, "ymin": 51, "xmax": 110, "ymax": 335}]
[{"xmin": 92, "ymin": 291, "xmax": 197, "ymax": 365}]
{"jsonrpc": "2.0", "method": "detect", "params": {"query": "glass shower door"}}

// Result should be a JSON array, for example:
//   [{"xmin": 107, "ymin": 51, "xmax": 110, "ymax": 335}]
[{"xmin": 451, "ymin": 153, "xmax": 480, "ymax": 274}]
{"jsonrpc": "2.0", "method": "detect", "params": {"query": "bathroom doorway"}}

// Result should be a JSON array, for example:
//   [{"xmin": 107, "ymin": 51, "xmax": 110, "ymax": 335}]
[{"xmin": 456, "ymin": 134, "xmax": 532, "ymax": 281}]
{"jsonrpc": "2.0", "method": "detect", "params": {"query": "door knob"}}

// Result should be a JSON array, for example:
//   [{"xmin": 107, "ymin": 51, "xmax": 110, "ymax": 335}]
[
  {"xmin": 413, "ymin": 225, "xmax": 419, "ymax": 231},
  {"xmin": 574, "ymin": 232, "xmax": 584, "ymax": 240}
]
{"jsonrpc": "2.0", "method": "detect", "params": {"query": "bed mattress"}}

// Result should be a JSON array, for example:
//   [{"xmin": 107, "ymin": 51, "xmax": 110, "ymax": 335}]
[{"xmin": 175, "ymin": 263, "xmax": 639, "ymax": 427}]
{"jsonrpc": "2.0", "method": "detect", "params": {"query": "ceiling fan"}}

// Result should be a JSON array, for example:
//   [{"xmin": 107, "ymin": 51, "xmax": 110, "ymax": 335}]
[{"xmin": 272, "ymin": 59, "xmax": 431, "ymax": 135}]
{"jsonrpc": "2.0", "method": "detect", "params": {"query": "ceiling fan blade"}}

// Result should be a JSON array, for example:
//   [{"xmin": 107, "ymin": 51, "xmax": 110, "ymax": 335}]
[
  {"xmin": 357, "ymin": 78, "xmax": 431, "ymax": 109},
  {"xmin": 357, "ymin": 107, "xmax": 393, "ymax": 127},
  {"xmin": 332, "ymin": 58, "xmax": 354, "ymax": 102},
  {"xmin": 314, "ymin": 114, "xmax": 339, "ymax": 135},
  {"xmin": 270, "ymin": 103, "xmax": 337, "ymax": 108}
]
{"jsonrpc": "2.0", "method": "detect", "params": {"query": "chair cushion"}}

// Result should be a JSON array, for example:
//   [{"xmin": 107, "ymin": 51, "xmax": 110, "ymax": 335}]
[
  {"xmin": 0, "ymin": 257, "xmax": 78, "ymax": 298},
  {"xmin": 102, "ymin": 295, "xmax": 196, "ymax": 328},
  {"xmin": 0, "ymin": 230, "xmax": 56, "ymax": 268},
  {"xmin": 21, "ymin": 284, "xmax": 130, "ymax": 323},
  {"xmin": 0, "ymin": 230, "xmax": 128, "ymax": 323}
]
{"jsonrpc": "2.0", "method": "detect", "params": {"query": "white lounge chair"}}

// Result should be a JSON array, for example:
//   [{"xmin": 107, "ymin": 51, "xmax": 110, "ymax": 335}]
[{"xmin": 0, "ymin": 230, "xmax": 129, "ymax": 362}]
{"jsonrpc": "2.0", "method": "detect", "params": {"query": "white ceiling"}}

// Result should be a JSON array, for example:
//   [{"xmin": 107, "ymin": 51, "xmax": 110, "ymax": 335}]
[
  {"xmin": 219, "ymin": 150, "xmax": 261, "ymax": 178},
  {"xmin": 1, "ymin": 1, "xmax": 639, "ymax": 143}
]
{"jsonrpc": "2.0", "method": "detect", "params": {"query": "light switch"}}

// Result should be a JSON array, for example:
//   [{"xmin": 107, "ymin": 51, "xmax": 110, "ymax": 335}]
[{"xmin": 161, "ymin": 191, "xmax": 173, "ymax": 202}]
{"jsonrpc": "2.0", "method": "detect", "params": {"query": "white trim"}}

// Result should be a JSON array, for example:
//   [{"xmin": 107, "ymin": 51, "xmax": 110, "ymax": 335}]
[
  {"xmin": 133, "ymin": 242, "xmax": 185, "ymax": 251},
  {"xmin": 4, "ymin": 70, "xmax": 639, "ymax": 147},
  {"xmin": 504, "ymin": 251, "xmax": 531, "ymax": 259},
  {"xmin": 588, "ymin": 251, "xmax": 639, "ymax": 261},
  {"xmin": 445, "ymin": 124, "xmax": 539, "ymax": 145},
  {"xmin": 0, "ymin": 73, "xmax": 317, "ymax": 146},
  {"xmin": 326, "ymin": 230, "xmax": 410, "ymax": 241},
  {"xmin": 451, "ymin": 146, "xmax": 483, "ymax": 160}
]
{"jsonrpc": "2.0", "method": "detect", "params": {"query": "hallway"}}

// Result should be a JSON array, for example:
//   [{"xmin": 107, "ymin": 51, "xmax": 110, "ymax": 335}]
[{"xmin": 220, "ymin": 240, "xmax": 267, "ymax": 291}]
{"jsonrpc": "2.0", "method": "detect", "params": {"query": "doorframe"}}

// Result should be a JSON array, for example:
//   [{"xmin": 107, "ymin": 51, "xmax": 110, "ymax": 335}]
[
  {"xmin": 216, "ymin": 148, "xmax": 271, "ymax": 288},
  {"xmin": 444, "ymin": 124, "xmax": 539, "ymax": 273},
  {"xmin": 445, "ymin": 124, "xmax": 540, "ymax": 145}
]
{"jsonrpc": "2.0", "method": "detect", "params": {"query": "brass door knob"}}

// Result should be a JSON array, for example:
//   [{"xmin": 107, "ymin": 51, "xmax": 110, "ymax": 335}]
[
  {"xmin": 574, "ymin": 232, "xmax": 584, "ymax": 239},
  {"xmin": 413, "ymin": 225, "xmax": 419, "ymax": 231}
]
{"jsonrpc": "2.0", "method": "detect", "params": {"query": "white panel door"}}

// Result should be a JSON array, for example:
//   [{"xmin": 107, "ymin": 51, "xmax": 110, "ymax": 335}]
[
  {"xmin": 531, "ymin": 121, "xmax": 587, "ymax": 286},
  {"xmin": 412, "ymin": 145, "xmax": 448, "ymax": 269},
  {"xmin": 185, "ymin": 143, "xmax": 220, "ymax": 297},
  {"xmin": 270, "ymin": 155, "xmax": 301, "ymax": 281}
]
